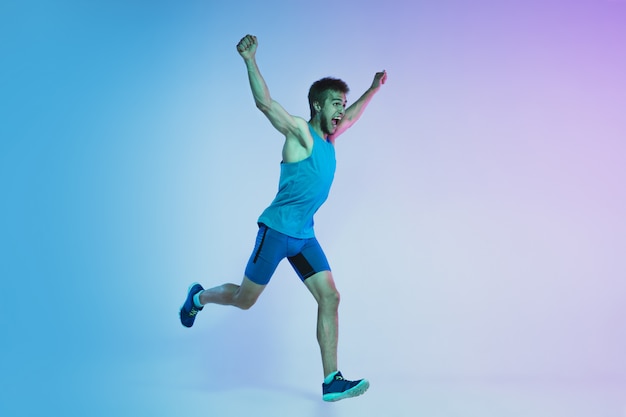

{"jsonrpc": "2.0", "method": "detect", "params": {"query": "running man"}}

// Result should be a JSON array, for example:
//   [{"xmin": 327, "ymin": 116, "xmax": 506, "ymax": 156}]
[{"xmin": 180, "ymin": 34, "xmax": 387, "ymax": 402}]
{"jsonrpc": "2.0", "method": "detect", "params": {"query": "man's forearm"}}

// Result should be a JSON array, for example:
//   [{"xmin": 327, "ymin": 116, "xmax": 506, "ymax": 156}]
[
  {"xmin": 344, "ymin": 86, "xmax": 380, "ymax": 123},
  {"xmin": 244, "ymin": 57, "xmax": 272, "ymax": 112}
]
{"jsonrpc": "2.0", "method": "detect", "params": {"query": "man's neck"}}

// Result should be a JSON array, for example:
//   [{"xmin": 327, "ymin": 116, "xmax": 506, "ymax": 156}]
[{"xmin": 308, "ymin": 118, "xmax": 327, "ymax": 140}]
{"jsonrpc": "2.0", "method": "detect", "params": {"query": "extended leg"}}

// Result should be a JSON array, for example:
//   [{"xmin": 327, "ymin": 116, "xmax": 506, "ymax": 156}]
[
  {"xmin": 304, "ymin": 270, "xmax": 369, "ymax": 401},
  {"xmin": 304, "ymin": 271, "xmax": 340, "ymax": 377}
]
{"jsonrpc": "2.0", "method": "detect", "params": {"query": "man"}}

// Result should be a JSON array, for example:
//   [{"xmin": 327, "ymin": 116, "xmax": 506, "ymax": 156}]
[{"xmin": 180, "ymin": 34, "xmax": 386, "ymax": 402}]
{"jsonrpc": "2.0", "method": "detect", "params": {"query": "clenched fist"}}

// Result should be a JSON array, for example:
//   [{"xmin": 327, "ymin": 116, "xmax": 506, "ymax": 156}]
[
  {"xmin": 237, "ymin": 34, "xmax": 257, "ymax": 59},
  {"xmin": 371, "ymin": 70, "xmax": 387, "ymax": 90}
]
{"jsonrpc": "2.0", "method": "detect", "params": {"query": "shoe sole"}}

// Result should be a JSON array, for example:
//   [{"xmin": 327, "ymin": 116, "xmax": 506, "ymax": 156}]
[{"xmin": 323, "ymin": 379, "xmax": 370, "ymax": 402}]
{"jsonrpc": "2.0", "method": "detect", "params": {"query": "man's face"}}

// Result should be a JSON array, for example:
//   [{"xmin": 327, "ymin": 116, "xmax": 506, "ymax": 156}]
[{"xmin": 319, "ymin": 90, "xmax": 347, "ymax": 136}]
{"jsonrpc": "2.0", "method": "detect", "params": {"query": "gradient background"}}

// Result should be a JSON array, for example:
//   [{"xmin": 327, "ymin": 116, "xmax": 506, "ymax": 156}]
[{"xmin": 1, "ymin": 0, "xmax": 625, "ymax": 416}]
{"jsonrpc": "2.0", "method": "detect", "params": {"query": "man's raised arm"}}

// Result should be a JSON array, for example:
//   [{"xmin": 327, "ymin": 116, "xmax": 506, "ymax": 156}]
[
  {"xmin": 330, "ymin": 70, "xmax": 387, "ymax": 140},
  {"xmin": 237, "ymin": 35, "xmax": 302, "ymax": 137}
]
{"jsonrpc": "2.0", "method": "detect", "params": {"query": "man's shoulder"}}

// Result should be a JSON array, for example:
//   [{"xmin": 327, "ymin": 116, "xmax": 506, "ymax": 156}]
[
  {"xmin": 293, "ymin": 116, "xmax": 311, "ymax": 132},
  {"xmin": 284, "ymin": 117, "xmax": 312, "ymax": 140}
]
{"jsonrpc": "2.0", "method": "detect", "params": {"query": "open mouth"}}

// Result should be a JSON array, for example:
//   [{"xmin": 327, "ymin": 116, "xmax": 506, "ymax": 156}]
[{"xmin": 332, "ymin": 116, "xmax": 342, "ymax": 127}]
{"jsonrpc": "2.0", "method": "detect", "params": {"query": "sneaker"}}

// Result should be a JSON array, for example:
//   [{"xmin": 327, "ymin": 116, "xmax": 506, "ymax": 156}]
[
  {"xmin": 322, "ymin": 371, "xmax": 369, "ymax": 402},
  {"xmin": 179, "ymin": 282, "xmax": 204, "ymax": 328}
]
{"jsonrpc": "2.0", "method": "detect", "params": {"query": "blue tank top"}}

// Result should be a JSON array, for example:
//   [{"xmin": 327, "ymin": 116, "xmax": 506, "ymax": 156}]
[{"xmin": 258, "ymin": 124, "xmax": 336, "ymax": 238}]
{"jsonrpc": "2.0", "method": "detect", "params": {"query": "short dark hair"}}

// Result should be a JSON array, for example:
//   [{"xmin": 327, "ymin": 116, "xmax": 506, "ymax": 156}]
[{"xmin": 308, "ymin": 77, "xmax": 349, "ymax": 119}]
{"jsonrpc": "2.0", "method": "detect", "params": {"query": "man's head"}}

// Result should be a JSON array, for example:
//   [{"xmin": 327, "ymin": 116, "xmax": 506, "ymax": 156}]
[
  {"xmin": 308, "ymin": 77, "xmax": 350, "ymax": 119},
  {"xmin": 308, "ymin": 77, "xmax": 349, "ymax": 136}
]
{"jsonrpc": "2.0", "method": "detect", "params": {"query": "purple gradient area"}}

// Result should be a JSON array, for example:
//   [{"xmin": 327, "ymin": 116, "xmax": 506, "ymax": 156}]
[{"xmin": 1, "ymin": 0, "xmax": 625, "ymax": 416}]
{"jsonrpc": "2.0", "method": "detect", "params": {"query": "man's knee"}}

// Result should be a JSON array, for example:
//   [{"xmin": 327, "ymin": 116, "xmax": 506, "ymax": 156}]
[
  {"xmin": 233, "ymin": 292, "xmax": 259, "ymax": 310},
  {"xmin": 319, "ymin": 288, "xmax": 340, "ymax": 309},
  {"xmin": 234, "ymin": 276, "xmax": 265, "ymax": 310}
]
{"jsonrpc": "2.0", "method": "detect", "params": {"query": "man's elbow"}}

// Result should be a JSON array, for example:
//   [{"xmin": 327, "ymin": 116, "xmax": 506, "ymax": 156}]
[{"xmin": 255, "ymin": 100, "xmax": 271, "ymax": 114}]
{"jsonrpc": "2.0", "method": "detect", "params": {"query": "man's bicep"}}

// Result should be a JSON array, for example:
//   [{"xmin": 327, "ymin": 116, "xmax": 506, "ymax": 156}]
[{"xmin": 262, "ymin": 100, "xmax": 301, "ymax": 136}]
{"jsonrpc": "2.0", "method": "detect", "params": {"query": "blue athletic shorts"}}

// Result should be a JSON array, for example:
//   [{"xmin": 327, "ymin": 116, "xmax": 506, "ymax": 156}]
[{"xmin": 244, "ymin": 223, "xmax": 331, "ymax": 285}]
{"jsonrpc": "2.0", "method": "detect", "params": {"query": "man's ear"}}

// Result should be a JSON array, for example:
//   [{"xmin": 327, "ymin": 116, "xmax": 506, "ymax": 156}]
[{"xmin": 314, "ymin": 101, "xmax": 321, "ymax": 112}]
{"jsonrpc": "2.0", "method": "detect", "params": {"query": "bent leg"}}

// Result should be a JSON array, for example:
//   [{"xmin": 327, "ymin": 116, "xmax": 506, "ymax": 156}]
[
  {"xmin": 199, "ymin": 276, "xmax": 265, "ymax": 310},
  {"xmin": 195, "ymin": 224, "xmax": 284, "ymax": 310},
  {"xmin": 304, "ymin": 271, "xmax": 340, "ymax": 378}
]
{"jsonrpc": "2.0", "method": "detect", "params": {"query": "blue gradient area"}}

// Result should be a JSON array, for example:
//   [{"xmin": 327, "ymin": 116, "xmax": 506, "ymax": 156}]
[{"xmin": 2, "ymin": 1, "xmax": 625, "ymax": 416}]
